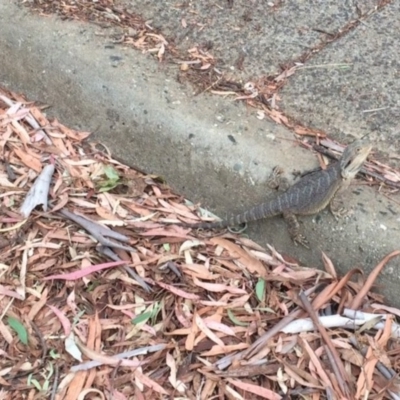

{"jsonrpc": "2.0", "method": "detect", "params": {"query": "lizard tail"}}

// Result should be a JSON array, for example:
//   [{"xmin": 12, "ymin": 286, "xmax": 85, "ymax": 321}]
[
  {"xmin": 177, "ymin": 219, "xmax": 229, "ymax": 230},
  {"xmin": 181, "ymin": 200, "xmax": 280, "ymax": 230}
]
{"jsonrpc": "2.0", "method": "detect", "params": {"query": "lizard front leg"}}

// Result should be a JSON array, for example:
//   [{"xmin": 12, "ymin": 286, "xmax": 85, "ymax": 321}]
[
  {"xmin": 329, "ymin": 193, "xmax": 353, "ymax": 220},
  {"xmin": 267, "ymin": 167, "xmax": 290, "ymax": 192},
  {"xmin": 283, "ymin": 211, "xmax": 309, "ymax": 248}
]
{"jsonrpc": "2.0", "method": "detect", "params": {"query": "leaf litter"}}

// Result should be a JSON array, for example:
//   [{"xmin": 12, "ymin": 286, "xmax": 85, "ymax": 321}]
[{"xmin": 1, "ymin": 86, "xmax": 400, "ymax": 400}]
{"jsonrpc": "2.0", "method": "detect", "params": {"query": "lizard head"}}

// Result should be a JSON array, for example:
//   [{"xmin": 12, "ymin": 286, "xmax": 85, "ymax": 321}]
[{"xmin": 340, "ymin": 139, "xmax": 372, "ymax": 180}]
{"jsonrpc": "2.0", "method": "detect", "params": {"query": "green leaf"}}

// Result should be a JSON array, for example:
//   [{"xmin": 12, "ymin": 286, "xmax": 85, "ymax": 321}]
[
  {"xmin": 45, "ymin": 362, "xmax": 54, "ymax": 379},
  {"xmin": 27, "ymin": 375, "xmax": 42, "ymax": 391},
  {"xmin": 255, "ymin": 278, "xmax": 265, "ymax": 302},
  {"xmin": 72, "ymin": 310, "xmax": 86, "ymax": 326},
  {"xmin": 49, "ymin": 349, "xmax": 60, "ymax": 359},
  {"xmin": 95, "ymin": 165, "xmax": 121, "ymax": 192},
  {"xmin": 103, "ymin": 165, "xmax": 119, "ymax": 180},
  {"xmin": 150, "ymin": 302, "xmax": 161, "ymax": 325},
  {"xmin": 132, "ymin": 311, "xmax": 153, "ymax": 325},
  {"xmin": 31, "ymin": 379, "xmax": 42, "ymax": 391},
  {"xmin": 42, "ymin": 380, "xmax": 50, "ymax": 392},
  {"xmin": 98, "ymin": 181, "xmax": 119, "ymax": 192},
  {"xmin": 163, "ymin": 243, "xmax": 171, "ymax": 252},
  {"xmin": 227, "ymin": 309, "xmax": 249, "ymax": 327},
  {"xmin": 87, "ymin": 280, "xmax": 101, "ymax": 291},
  {"xmin": 8, "ymin": 317, "xmax": 28, "ymax": 344}
]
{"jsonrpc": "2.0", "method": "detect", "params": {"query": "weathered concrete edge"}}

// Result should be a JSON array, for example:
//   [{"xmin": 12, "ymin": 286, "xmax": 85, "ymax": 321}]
[{"xmin": 1, "ymin": 2, "xmax": 400, "ymax": 303}]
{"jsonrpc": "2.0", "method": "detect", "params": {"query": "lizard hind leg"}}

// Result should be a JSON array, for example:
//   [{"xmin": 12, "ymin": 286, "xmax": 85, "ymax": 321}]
[
  {"xmin": 267, "ymin": 166, "xmax": 290, "ymax": 192},
  {"xmin": 283, "ymin": 212, "xmax": 309, "ymax": 249}
]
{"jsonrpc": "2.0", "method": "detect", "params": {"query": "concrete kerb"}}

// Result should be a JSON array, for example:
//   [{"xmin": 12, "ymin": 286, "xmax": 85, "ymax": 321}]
[{"xmin": 1, "ymin": 1, "xmax": 399, "ymax": 305}]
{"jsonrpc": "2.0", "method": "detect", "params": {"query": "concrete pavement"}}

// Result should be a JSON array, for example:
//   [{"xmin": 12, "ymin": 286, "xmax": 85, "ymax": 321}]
[{"xmin": 1, "ymin": 0, "xmax": 399, "ymax": 304}]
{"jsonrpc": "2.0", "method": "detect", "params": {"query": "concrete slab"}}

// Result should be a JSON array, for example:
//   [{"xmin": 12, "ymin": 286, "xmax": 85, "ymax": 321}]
[
  {"xmin": 1, "ymin": 1, "xmax": 400, "ymax": 305},
  {"xmin": 280, "ymin": 1, "xmax": 400, "ymax": 166},
  {"xmin": 123, "ymin": 0, "xmax": 379, "ymax": 79}
]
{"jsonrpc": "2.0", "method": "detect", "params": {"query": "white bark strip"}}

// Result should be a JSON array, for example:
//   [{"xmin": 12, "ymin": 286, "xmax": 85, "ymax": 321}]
[{"xmin": 20, "ymin": 164, "xmax": 55, "ymax": 217}]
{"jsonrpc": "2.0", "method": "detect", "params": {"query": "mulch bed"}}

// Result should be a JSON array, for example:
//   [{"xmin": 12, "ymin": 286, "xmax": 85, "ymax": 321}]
[{"xmin": 1, "ymin": 87, "xmax": 400, "ymax": 399}]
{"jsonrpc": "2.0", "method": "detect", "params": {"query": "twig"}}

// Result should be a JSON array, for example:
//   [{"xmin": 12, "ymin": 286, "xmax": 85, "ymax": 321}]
[
  {"xmin": 362, "ymin": 106, "xmax": 389, "ymax": 113},
  {"xmin": 50, "ymin": 362, "xmax": 59, "ymax": 400},
  {"xmin": 97, "ymin": 245, "xmax": 152, "ymax": 292},
  {"xmin": 58, "ymin": 209, "xmax": 153, "ymax": 292},
  {"xmin": 70, "ymin": 344, "xmax": 168, "ymax": 372},
  {"xmin": 349, "ymin": 336, "xmax": 400, "ymax": 400},
  {"xmin": 59, "ymin": 209, "xmax": 136, "ymax": 253},
  {"xmin": 296, "ymin": 63, "xmax": 352, "ymax": 70},
  {"xmin": 30, "ymin": 321, "xmax": 47, "ymax": 362},
  {"xmin": 196, "ymin": 76, "xmax": 223, "ymax": 96},
  {"xmin": 299, "ymin": 291, "xmax": 352, "ymax": 398},
  {"xmin": 350, "ymin": 251, "xmax": 400, "ymax": 310}
]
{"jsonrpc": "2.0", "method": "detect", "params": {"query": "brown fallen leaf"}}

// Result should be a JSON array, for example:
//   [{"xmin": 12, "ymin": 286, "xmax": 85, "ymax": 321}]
[
  {"xmin": 13, "ymin": 146, "xmax": 42, "ymax": 172},
  {"xmin": 210, "ymin": 237, "xmax": 268, "ymax": 277}
]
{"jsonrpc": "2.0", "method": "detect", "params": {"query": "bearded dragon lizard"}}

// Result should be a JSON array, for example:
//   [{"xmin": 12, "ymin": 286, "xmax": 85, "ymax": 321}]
[{"xmin": 179, "ymin": 140, "xmax": 372, "ymax": 247}]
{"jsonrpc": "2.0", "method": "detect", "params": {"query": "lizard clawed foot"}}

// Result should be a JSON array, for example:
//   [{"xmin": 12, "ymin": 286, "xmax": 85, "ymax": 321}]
[
  {"xmin": 228, "ymin": 223, "xmax": 247, "ymax": 234},
  {"xmin": 329, "ymin": 196, "xmax": 354, "ymax": 221},
  {"xmin": 283, "ymin": 212, "xmax": 309, "ymax": 248},
  {"xmin": 293, "ymin": 234, "xmax": 310, "ymax": 249},
  {"xmin": 330, "ymin": 206, "xmax": 354, "ymax": 221},
  {"xmin": 267, "ymin": 167, "xmax": 290, "ymax": 191}
]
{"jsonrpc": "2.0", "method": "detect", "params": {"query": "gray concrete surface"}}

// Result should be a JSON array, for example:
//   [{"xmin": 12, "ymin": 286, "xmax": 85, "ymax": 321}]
[
  {"xmin": 281, "ymin": 1, "xmax": 400, "ymax": 168},
  {"xmin": 1, "ymin": 1, "xmax": 400, "ymax": 305},
  {"xmin": 123, "ymin": 0, "xmax": 379, "ymax": 79}
]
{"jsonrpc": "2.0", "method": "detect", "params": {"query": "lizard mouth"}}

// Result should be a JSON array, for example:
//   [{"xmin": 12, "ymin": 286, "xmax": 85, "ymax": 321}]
[{"xmin": 342, "ymin": 144, "xmax": 372, "ymax": 178}]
